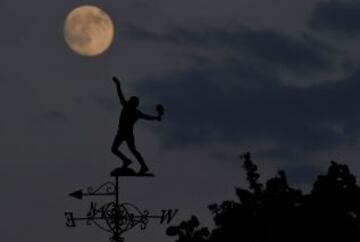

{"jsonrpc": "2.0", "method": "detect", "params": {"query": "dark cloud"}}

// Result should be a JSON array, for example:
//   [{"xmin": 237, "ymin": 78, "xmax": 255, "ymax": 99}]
[
  {"xmin": 309, "ymin": 1, "xmax": 360, "ymax": 35},
  {"xmin": 136, "ymin": 57, "xmax": 360, "ymax": 159},
  {"xmin": 114, "ymin": 22, "xmax": 354, "ymax": 160},
  {"xmin": 124, "ymin": 23, "xmax": 334, "ymax": 75}
]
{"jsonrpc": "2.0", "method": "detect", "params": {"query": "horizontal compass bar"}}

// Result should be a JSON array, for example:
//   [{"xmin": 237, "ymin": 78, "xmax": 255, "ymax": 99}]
[
  {"xmin": 65, "ymin": 209, "xmax": 178, "ymax": 228},
  {"xmin": 69, "ymin": 189, "xmax": 115, "ymax": 200},
  {"xmin": 70, "ymin": 209, "xmax": 178, "ymax": 223},
  {"xmin": 73, "ymin": 217, "xmax": 106, "ymax": 221},
  {"xmin": 71, "ymin": 215, "xmax": 160, "ymax": 221}
]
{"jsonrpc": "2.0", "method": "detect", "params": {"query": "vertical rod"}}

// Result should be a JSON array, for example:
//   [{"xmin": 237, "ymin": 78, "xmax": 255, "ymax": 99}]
[
  {"xmin": 115, "ymin": 176, "xmax": 119, "ymax": 205},
  {"xmin": 115, "ymin": 176, "xmax": 120, "ymax": 242}
]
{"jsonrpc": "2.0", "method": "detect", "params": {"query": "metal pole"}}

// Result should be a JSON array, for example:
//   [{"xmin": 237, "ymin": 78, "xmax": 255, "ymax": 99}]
[
  {"xmin": 115, "ymin": 176, "xmax": 120, "ymax": 242},
  {"xmin": 115, "ymin": 176, "xmax": 119, "ymax": 206}
]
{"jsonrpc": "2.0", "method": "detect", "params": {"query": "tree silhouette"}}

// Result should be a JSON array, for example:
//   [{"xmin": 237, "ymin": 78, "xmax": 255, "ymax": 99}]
[{"xmin": 167, "ymin": 153, "xmax": 360, "ymax": 242}]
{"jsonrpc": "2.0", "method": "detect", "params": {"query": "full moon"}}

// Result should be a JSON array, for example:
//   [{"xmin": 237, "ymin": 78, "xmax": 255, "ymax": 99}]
[{"xmin": 64, "ymin": 5, "xmax": 115, "ymax": 56}]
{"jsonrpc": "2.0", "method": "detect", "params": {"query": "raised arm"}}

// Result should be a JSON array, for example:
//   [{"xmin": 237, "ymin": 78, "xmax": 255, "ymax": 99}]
[{"xmin": 112, "ymin": 76, "xmax": 127, "ymax": 106}]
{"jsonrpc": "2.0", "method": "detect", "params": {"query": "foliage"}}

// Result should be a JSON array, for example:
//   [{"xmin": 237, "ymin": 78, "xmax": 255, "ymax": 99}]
[{"xmin": 167, "ymin": 153, "xmax": 360, "ymax": 242}]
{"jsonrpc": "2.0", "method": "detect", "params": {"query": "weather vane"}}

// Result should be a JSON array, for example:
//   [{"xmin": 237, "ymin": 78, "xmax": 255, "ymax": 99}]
[{"xmin": 65, "ymin": 77, "xmax": 177, "ymax": 242}]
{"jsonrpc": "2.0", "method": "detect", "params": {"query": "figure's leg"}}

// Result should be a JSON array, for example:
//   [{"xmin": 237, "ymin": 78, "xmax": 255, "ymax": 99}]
[
  {"xmin": 111, "ymin": 133, "xmax": 132, "ymax": 167},
  {"xmin": 126, "ymin": 135, "xmax": 149, "ymax": 173}
]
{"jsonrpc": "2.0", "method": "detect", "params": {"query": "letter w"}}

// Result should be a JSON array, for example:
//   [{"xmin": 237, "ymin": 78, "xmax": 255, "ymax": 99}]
[{"xmin": 160, "ymin": 209, "xmax": 178, "ymax": 224}]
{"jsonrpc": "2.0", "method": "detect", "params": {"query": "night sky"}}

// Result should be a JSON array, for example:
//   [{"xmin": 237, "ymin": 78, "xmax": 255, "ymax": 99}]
[{"xmin": 2, "ymin": 1, "xmax": 360, "ymax": 242}]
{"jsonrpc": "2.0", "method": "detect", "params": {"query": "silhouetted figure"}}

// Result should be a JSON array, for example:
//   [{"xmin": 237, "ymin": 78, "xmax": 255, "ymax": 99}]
[
  {"xmin": 167, "ymin": 153, "xmax": 360, "ymax": 242},
  {"xmin": 111, "ymin": 76, "xmax": 164, "ymax": 174}
]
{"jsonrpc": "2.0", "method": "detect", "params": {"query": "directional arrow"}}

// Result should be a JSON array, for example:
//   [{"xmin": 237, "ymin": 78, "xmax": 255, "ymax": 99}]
[
  {"xmin": 69, "ymin": 190, "xmax": 84, "ymax": 200},
  {"xmin": 69, "ymin": 189, "xmax": 115, "ymax": 200}
]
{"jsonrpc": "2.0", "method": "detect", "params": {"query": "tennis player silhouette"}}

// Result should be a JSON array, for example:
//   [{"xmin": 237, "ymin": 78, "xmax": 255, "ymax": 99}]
[{"xmin": 111, "ymin": 76, "xmax": 164, "ymax": 174}]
